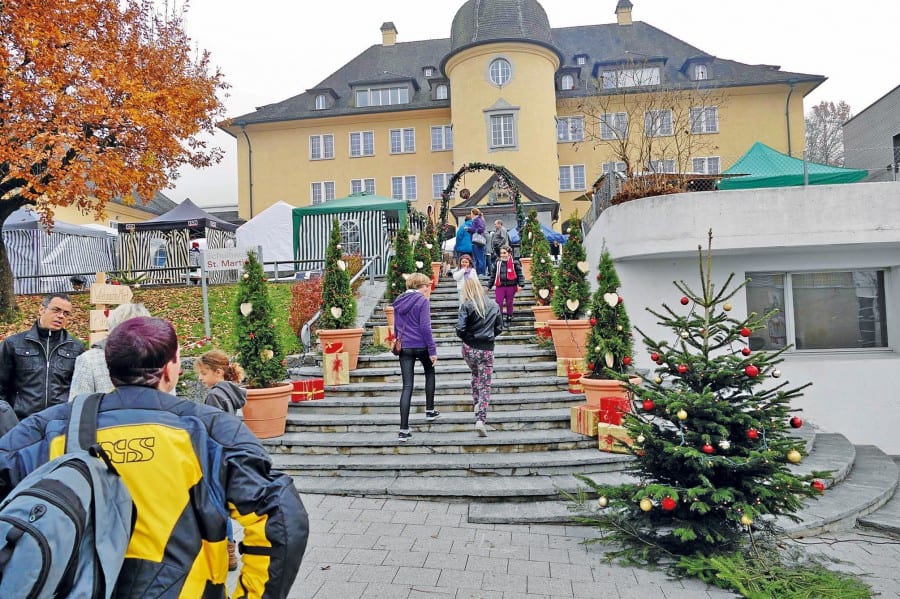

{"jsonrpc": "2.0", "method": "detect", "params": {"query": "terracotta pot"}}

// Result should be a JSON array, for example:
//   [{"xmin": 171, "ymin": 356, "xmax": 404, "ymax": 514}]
[
  {"xmin": 580, "ymin": 375, "xmax": 642, "ymax": 408},
  {"xmin": 316, "ymin": 328, "xmax": 364, "ymax": 370},
  {"xmin": 547, "ymin": 319, "xmax": 592, "ymax": 359},
  {"xmin": 384, "ymin": 305, "xmax": 395, "ymax": 328},
  {"xmin": 531, "ymin": 305, "xmax": 554, "ymax": 324},
  {"xmin": 431, "ymin": 261, "xmax": 443, "ymax": 284},
  {"xmin": 519, "ymin": 257, "xmax": 533, "ymax": 281},
  {"xmin": 243, "ymin": 382, "xmax": 292, "ymax": 439}
]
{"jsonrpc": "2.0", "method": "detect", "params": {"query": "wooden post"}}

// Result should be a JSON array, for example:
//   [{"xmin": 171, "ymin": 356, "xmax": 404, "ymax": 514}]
[{"xmin": 88, "ymin": 272, "xmax": 133, "ymax": 345}]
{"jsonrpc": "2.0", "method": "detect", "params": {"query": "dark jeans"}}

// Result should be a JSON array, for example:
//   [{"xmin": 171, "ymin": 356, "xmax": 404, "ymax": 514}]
[
  {"xmin": 471, "ymin": 244, "xmax": 486, "ymax": 275},
  {"xmin": 398, "ymin": 347, "xmax": 435, "ymax": 430}
]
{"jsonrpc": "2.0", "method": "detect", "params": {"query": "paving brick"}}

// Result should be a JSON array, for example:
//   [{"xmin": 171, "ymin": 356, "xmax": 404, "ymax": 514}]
[
  {"xmin": 436, "ymin": 567, "xmax": 484, "ymax": 590},
  {"xmin": 393, "ymin": 565, "xmax": 441, "ymax": 586},
  {"xmin": 343, "ymin": 548, "xmax": 388, "ymax": 566},
  {"xmin": 382, "ymin": 549, "xmax": 428, "ymax": 567},
  {"xmin": 508, "ymin": 558, "xmax": 550, "ymax": 578},
  {"xmin": 529, "ymin": 546, "xmax": 571, "ymax": 564},
  {"xmin": 481, "ymin": 572, "xmax": 528, "ymax": 593},
  {"xmin": 359, "ymin": 582, "xmax": 412, "ymax": 599},
  {"xmin": 348, "ymin": 564, "xmax": 399, "ymax": 584},
  {"xmin": 374, "ymin": 535, "xmax": 416, "ymax": 552},
  {"xmin": 425, "ymin": 551, "xmax": 468, "ymax": 571},
  {"xmin": 336, "ymin": 534, "xmax": 381, "ymax": 549},
  {"xmin": 527, "ymin": 575, "xmax": 574, "ymax": 596},
  {"xmin": 311, "ymin": 581, "xmax": 366, "ymax": 599},
  {"xmin": 464, "ymin": 555, "xmax": 508, "ymax": 573}
]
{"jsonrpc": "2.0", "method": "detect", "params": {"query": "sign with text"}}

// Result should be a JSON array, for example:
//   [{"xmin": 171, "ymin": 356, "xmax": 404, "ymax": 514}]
[
  {"xmin": 89, "ymin": 310, "xmax": 110, "ymax": 331},
  {"xmin": 89, "ymin": 283, "xmax": 133, "ymax": 305},
  {"xmin": 203, "ymin": 248, "xmax": 247, "ymax": 272}
]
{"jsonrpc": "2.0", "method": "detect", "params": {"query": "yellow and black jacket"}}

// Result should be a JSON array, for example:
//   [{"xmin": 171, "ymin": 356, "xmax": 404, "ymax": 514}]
[{"xmin": 0, "ymin": 386, "xmax": 308, "ymax": 598}]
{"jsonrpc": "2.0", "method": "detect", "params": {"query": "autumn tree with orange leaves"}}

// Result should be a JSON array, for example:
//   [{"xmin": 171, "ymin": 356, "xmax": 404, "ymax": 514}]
[{"xmin": 0, "ymin": 0, "xmax": 228, "ymax": 320}]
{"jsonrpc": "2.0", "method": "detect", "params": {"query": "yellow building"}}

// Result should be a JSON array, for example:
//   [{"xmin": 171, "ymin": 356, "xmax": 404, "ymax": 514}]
[
  {"xmin": 222, "ymin": 0, "xmax": 823, "ymax": 227},
  {"xmin": 53, "ymin": 193, "xmax": 177, "ymax": 229}
]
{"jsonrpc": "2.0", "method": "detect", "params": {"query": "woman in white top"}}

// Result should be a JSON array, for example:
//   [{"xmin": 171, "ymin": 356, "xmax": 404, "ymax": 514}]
[{"xmin": 452, "ymin": 253, "xmax": 479, "ymax": 301}]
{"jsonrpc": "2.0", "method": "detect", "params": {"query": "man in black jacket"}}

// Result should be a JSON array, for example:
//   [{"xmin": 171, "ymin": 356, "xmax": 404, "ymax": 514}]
[{"xmin": 0, "ymin": 293, "xmax": 85, "ymax": 419}]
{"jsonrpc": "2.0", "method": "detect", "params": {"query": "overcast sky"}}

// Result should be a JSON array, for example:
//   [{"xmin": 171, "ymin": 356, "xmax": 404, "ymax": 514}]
[{"xmin": 171, "ymin": 0, "xmax": 899, "ymax": 208}]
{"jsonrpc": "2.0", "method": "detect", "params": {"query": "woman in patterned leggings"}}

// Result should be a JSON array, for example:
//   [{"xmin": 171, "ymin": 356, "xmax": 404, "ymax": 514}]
[{"xmin": 455, "ymin": 277, "xmax": 504, "ymax": 436}]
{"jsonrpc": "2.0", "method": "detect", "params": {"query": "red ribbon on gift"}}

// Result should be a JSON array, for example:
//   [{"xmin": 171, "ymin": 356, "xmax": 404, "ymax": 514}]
[
  {"xmin": 331, "ymin": 353, "xmax": 343, "ymax": 373},
  {"xmin": 385, "ymin": 329, "xmax": 396, "ymax": 343},
  {"xmin": 324, "ymin": 341, "xmax": 344, "ymax": 354},
  {"xmin": 536, "ymin": 326, "xmax": 551, "ymax": 339}
]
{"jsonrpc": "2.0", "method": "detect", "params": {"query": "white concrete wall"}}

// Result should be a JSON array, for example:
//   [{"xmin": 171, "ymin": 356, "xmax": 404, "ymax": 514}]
[{"xmin": 584, "ymin": 182, "xmax": 900, "ymax": 453}]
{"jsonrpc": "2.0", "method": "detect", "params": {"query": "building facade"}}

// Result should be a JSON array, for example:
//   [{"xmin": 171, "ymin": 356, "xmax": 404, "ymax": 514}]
[
  {"xmin": 843, "ymin": 84, "xmax": 900, "ymax": 183},
  {"xmin": 222, "ymin": 0, "xmax": 824, "ymax": 225}
]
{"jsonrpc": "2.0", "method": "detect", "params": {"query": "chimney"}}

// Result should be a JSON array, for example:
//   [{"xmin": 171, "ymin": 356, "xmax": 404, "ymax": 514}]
[
  {"xmin": 381, "ymin": 22, "xmax": 398, "ymax": 46},
  {"xmin": 615, "ymin": 0, "xmax": 633, "ymax": 26}
]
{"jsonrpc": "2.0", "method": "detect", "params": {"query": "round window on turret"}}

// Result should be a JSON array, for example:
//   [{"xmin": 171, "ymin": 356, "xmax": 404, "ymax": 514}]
[{"xmin": 488, "ymin": 58, "xmax": 512, "ymax": 86}]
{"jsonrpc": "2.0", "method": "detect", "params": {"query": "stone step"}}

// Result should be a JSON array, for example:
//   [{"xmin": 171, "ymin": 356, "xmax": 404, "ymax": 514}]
[
  {"xmin": 342, "ymin": 346, "xmax": 556, "ymax": 370},
  {"xmin": 272, "ymin": 448, "xmax": 631, "ymax": 478},
  {"xmin": 286, "ymin": 390, "xmax": 587, "ymax": 414},
  {"xmin": 286, "ymin": 407, "xmax": 572, "ymax": 433},
  {"xmin": 858, "ymin": 469, "xmax": 900, "ymax": 538},
  {"xmin": 339, "ymin": 360, "xmax": 560, "ymax": 384},
  {"xmin": 363, "ymin": 324, "xmax": 536, "ymax": 339},
  {"xmin": 261, "ymin": 428, "xmax": 599, "ymax": 455},
  {"xmin": 318, "ymin": 375, "xmax": 571, "ymax": 397}
]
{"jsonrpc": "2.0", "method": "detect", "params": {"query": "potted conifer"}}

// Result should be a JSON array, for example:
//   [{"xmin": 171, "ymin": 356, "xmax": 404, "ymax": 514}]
[
  {"xmin": 548, "ymin": 214, "xmax": 592, "ymax": 359},
  {"xmin": 530, "ymin": 236, "xmax": 555, "ymax": 325},
  {"xmin": 234, "ymin": 250, "xmax": 291, "ymax": 439},
  {"xmin": 316, "ymin": 217, "xmax": 363, "ymax": 370},
  {"xmin": 384, "ymin": 226, "xmax": 415, "ymax": 327},
  {"xmin": 518, "ymin": 209, "xmax": 541, "ymax": 280}
]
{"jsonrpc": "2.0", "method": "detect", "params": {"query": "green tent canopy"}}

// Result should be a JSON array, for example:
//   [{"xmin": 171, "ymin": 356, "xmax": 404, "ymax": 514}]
[{"xmin": 719, "ymin": 142, "xmax": 868, "ymax": 190}]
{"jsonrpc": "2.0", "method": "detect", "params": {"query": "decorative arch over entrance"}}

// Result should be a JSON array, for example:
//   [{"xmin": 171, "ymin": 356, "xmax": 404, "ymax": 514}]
[{"xmin": 439, "ymin": 162, "xmax": 524, "ymax": 238}]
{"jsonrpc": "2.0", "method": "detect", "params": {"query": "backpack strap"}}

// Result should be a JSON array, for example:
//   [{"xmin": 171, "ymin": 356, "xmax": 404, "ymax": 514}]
[{"xmin": 66, "ymin": 393, "xmax": 104, "ymax": 453}]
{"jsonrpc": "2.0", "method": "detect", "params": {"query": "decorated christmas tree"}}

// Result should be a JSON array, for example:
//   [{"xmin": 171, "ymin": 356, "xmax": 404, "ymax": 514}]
[
  {"xmin": 412, "ymin": 230, "xmax": 432, "ymax": 275},
  {"xmin": 519, "ymin": 209, "xmax": 541, "ymax": 258},
  {"xmin": 386, "ymin": 227, "xmax": 415, "ymax": 302},
  {"xmin": 424, "ymin": 216, "xmax": 442, "ymax": 263},
  {"xmin": 574, "ymin": 232, "xmax": 826, "ymax": 562},
  {"xmin": 550, "ymin": 214, "xmax": 590, "ymax": 319},
  {"xmin": 584, "ymin": 250, "xmax": 634, "ymax": 378},
  {"xmin": 318, "ymin": 217, "xmax": 357, "ymax": 330},
  {"xmin": 529, "ymin": 236, "xmax": 555, "ymax": 306},
  {"xmin": 234, "ymin": 250, "xmax": 286, "ymax": 388}
]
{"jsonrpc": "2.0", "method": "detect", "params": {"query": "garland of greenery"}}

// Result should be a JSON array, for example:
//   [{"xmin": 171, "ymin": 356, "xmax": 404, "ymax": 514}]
[{"xmin": 439, "ymin": 162, "xmax": 524, "ymax": 247}]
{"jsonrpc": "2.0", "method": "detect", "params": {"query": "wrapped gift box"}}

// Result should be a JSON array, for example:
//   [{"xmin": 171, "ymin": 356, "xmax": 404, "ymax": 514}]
[
  {"xmin": 597, "ymin": 396, "xmax": 632, "ymax": 425},
  {"xmin": 291, "ymin": 378, "xmax": 324, "ymax": 402},
  {"xmin": 323, "ymin": 351, "xmax": 350, "ymax": 386},
  {"xmin": 372, "ymin": 325, "xmax": 395, "ymax": 349},
  {"xmin": 597, "ymin": 423, "xmax": 633, "ymax": 454},
  {"xmin": 556, "ymin": 357, "xmax": 588, "ymax": 377},
  {"xmin": 570, "ymin": 405, "xmax": 602, "ymax": 437}
]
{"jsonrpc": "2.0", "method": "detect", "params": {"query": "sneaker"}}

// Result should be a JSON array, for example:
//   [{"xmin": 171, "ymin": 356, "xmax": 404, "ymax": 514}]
[
  {"xmin": 475, "ymin": 421, "xmax": 487, "ymax": 437},
  {"xmin": 227, "ymin": 540, "xmax": 238, "ymax": 571},
  {"xmin": 398, "ymin": 430, "xmax": 412, "ymax": 442},
  {"xmin": 426, "ymin": 410, "xmax": 441, "ymax": 421}
]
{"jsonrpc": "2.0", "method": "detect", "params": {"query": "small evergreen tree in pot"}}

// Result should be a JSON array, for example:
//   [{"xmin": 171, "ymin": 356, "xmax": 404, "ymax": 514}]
[
  {"xmin": 318, "ymin": 217, "xmax": 357, "ymax": 330},
  {"xmin": 584, "ymin": 250, "xmax": 634, "ymax": 378},
  {"xmin": 551, "ymin": 215, "xmax": 590, "ymax": 320},
  {"xmin": 386, "ymin": 227, "xmax": 415, "ymax": 302},
  {"xmin": 412, "ymin": 231, "xmax": 432, "ymax": 275},
  {"xmin": 424, "ymin": 217, "xmax": 442, "ymax": 263},
  {"xmin": 234, "ymin": 250, "xmax": 286, "ymax": 388},
  {"xmin": 519, "ymin": 209, "xmax": 541, "ymax": 258},
  {"xmin": 529, "ymin": 236, "xmax": 555, "ymax": 306}
]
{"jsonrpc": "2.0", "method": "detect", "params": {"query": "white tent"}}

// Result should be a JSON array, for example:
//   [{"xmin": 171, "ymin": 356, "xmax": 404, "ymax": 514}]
[{"xmin": 236, "ymin": 201, "xmax": 296, "ymax": 266}]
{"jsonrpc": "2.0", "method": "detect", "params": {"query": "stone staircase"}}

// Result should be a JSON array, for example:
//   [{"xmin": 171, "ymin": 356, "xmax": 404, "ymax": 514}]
[{"xmin": 272, "ymin": 275, "xmax": 900, "ymax": 538}]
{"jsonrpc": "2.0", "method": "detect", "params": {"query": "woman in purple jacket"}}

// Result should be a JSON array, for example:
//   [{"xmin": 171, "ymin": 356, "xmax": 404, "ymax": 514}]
[
  {"xmin": 391, "ymin": 272, "xmax": 439, "ymax": 442},
  {"xmin": 467, "ymin": 208, "xmax": 487, "ymax": 275}
]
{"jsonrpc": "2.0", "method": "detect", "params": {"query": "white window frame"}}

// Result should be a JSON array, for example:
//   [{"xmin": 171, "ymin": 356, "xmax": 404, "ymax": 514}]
[
  {"xmin": 575, "ymin": 55, "xmax": 587, "ymax": 66},
  {"xmin": 355, "ymin": 86, "xmax": 409, "ymax": 108},
  {"xmin": 424, "ymin": 67, "xmax": 434, "ymax": 77},
  {"xmin": 559, "ymin": 165, "xmax": 586, "ymax": 192},
  {"xmin": 693, "ymin": 64, "xmax": 708, "ymax": 81},
  {"xmin": 315, "ymin": 94, "xmax": 327, "ymax": 110},
  {"xmin": 745, "ymin": 269, "xmax": 891, "ymax": 352},
  {"xmin": 644, "ymin": 110, "xmax": 673, "ymax": 137},
  {"xmin": 432, "ymin": 173, "xmax": 454, "ymax": 199},
  {"xmin": 489, "ymin": 113, "xmax": 516, "ymax": 149},
  {"xmin": 602, "ymin": 67, "xmax": 660, "ymax": 89},
  {"xmin": 690, "ymin": 106, "xmax": 719, "ymax": 134},
  {"xmin": 488, "ymin": 58, "xmax": 512, "ymax": 86},
  {"xmin": 600, "ymin": 112, "xmax": 628, "ymax": 140},
  {"xmin": 310, "ymin": 181, "xmax": 335, "ymax": 205},
  {"xmin": 647, "ymin": 159, "xmax": 676, "ymax": 174},
  {"xmin": 602, "ymin": 161, "xmax": 627, "ymax": 174},
  {"xmin": 561, "ymin": 74, "xmax": 575, "ymax": 90},
  {"xmin": 435, "ymin": 84, "xmax": 448, "ymax": 100},
  {"xmin": 557, "ymin": 117, "xmax": 584, "ymax": 142},
  {"xmin": 431, "ymin": 125, "xmax": 453, "ymax": 151},
  {"xmin": 349, "ymin": 131, "xmax": 375, "ymax": 157},
  {"xmin": 692, "ymin": 156, "xmax": 721, "ymax": 174},
  {"xmin": 340, "ymin": 219, "xmax": 362, "ymax": 256},
  {"xmin": 391, "ymin": 176, "xmax": 417, "ymax": 201},
  {"xmin": 149, "ymin": 238, "xmax": 167, "ymax": 267},
  {"xmin": 390, "ymin": 128, "xmax": 416, "ymax": 154},
  {"xmin": 309, "ymin": 134, "xmax": 334, "ymax": 160},
  {"xmin": 350, "ymin": 178, "xmax": 376, "ymax": 195}
]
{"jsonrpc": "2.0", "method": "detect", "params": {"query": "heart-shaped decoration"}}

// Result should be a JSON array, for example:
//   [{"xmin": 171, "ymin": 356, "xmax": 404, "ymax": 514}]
[
  {"xmin": 425, "ymin": 243, "xmax": 433, "ymax": 250},
  {"xmin": 565, "ymin": 299, "xmax": 580, "ymax": 312},
  {"xmin": 577, "ymin": 261, "xmax": 590, "ymax": 274},
  {"xmin": 259, "ymin": 349, "xmax": 274, "ymax": 362},
  {"xmin": 538, "ymin": 289, "xmax": 550, "ymax": 299},
  {"xmin": 415, "ymin": 261, "xmax": 424, "ymax": 269},
  {"xmin": 603, "ymin": 293, "xmax": 618, "ymax": 307},
  {"xmin": 330, "ymin": 306, "xmax": 343, "ymax": 319},
  {"xmin": 103, "ymin": 309, "xmax": 110, "ymax": 318},
  {"xmin": 605, "ymin": 352, "xmax": 614, "ymax": 368},
  {"xmin": 401, "ymin": 273, "xmax": 410, "ymax": 280},
  {"xmin": 337, "ymin": 260, "xmax": 346, "ymax": 271},
  {"xmin": 240, "ymin": 302, "xmax": 253, "ymax": 316}
]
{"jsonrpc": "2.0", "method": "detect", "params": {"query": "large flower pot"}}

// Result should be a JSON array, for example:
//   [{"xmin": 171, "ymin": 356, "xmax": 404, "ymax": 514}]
[
  {"xmin": 580, "ymin": 375, "xmax": 642, "ymax": 408},
  {"xmin": 531, "ymin": 305, "xmax": 554, "ymax": 324},
  {"xmin": 519, "ymin": 257, "xmax": 533, "ymax": 281},
  {"xmin": 316, "ymin": 328, "xmax": 364, "ymax": 370},
  {"xmin": 243, "ymin": 383, "xmax": 292, "ymax": 439},
  {"xmin": 547, "ymin": 319, "xmax": 592, "ymax": 359},
  {"xmin": 431, "ymin": 261, "xmax": 443, "ymax": 285},
  {"xmin": 384, "ymin": 305, "xmax": 395, "ymax": 328}
]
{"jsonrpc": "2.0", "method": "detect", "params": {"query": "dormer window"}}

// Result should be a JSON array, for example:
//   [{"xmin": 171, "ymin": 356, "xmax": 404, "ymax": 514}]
[
  {"xmin": 356, "ymin": 86, "xmax": 410, "ymax": 107},
  {"xmin": 315, "ymin": 94, "xmax": 327, "ymax": 110},
  {"xmin": 424, "ymin": 67, "xmax": 434, "ymax": 77},
  {"xmin": 561, "ymin": 74, "xmax": 575, "ymax": 90},
  {"xmin": 435, "ymin": 84, "xmax": 448, "ymax": 100},
  {"xmin": 694, "ymin": 64, "xmax": 708, "ymax": 80},
  {"xmin": 575, "ymin": 54, "xmax": 588, "ymax": 66}
]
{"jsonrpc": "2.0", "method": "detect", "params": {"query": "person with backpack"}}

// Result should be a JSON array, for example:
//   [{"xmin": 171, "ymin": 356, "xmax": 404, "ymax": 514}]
[
  {"xmin": 194, "ymin": 349, "xmax": 247, "ymax": 572},
  {"xmin": 0, "ymin": 317, "xmax": 308, "ymax": 598},
  {"xmin": 454, "ymin": 216, "xmax": 473, "ymax": 263}
]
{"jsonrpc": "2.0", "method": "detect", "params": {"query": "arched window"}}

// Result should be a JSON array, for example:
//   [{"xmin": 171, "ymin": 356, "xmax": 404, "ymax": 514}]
[
  {"xmin": 149, "ymin": 237, "xmax": 167, "ymax": 267},
  {"xmin": 489, "ymin": 58, "xmax": 511, "ymax": 86},
  {"xmin": 561, "ymin": 74, "xmax": 575, "ymax": 90},
  {"xmin": 435, "ymin": 84, "xmax": 448, "ymax": 100},
  {"xmin": 340, "ymin": 220, "xmax": 361, "ymax": 256},
  {"xmin": 315, "ymin": 94, "xmax": 327, "ymax": 110},
  {"xmin": 693, "ymin": 64, "xmax": 708, "ymax": 81}
]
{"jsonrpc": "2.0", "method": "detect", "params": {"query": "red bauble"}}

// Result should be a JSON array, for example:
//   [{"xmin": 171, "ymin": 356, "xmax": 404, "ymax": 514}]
[
  {"xmin": 747, "ymin": 428, "xmax": 759, "ymax": 440},
  {"xmin": 656, "ymin": 359, "xmax": 664, "ymax": 365},
  {"xmin": 811, "ymin": 480, "xmax": 825, "ymax": 493},
  {"xmin": 741, "ymin": 347, "xmax": 751, "ymax": 356},
  {"xmin": 623, "ymin": 356, "xmax": 632, "ymax": 366},
  {"xmin": 111, "ymin": 280, "xmax": 120, "ymax": 285},
  {"xmin": 596, "ymin": 273, "xmax": 602, "ymax": 281},
  {"xmin": 459, "ymin": 188, "xmax": 471, "ymax": 199},
  {"xmin": 590, "ymin": 318, "xmax": 597, "ymax": 326},
  {"xmin": 744, "ymin": 364, "xmax": 759, "ymax": 378},
  {"xmin": 702, "ymin": 443, "xmax": 714, "ymax": 454},
  {"xmin": 790, "ymin": 416, "xmax": 803, "ymax": 429},
  {"xmin": 617, "ymin": 296, "xmax": 623, "ymax": 304},
  {"xmin": 661, "ymin": 496, "xmax": 677, "ymax": 511},
  {"xmin": 740, "ymin": 327, "xmax": 752, "ymax": 337},
  {"xmin": 680, "ymin": 296, "xmax": 689, "ymax": 305},
  {"xmin": 642, "ymin": 399, "xmax": 655, "ymax": 411},
  {"xmin": 588, "ymin": 362, "xmax": 595, "ymax": 371},
  {"xmin": 650, "ymin": 352, "xmax": 659, "ymax": 361},
  {"xmin": 677, "ymin": 364, "xmax": 688, "ymax": 374}
]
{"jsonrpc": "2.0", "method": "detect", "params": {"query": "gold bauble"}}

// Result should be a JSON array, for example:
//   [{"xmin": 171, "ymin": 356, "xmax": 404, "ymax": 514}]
[
  {"xmin": 598, "ymin": 496, "xmax": 609, "ymax": 508},
  {"xmin": 740, "ymin": 515, "xmax": 753, "ymax": 526},
  {"xmin": 787, "ymin": 449, "xmax": 802, "ymax": 464},
  {"xmin": 639, "ymin": 498, "xmax": 653, "ymax": 512},
  {"xmin": 723, "ymin": 302, "xmax": 733, "ymax": 311},
  {"xmin": 676, "ymin": 409, "xmax": 688, "ymax": 421}
]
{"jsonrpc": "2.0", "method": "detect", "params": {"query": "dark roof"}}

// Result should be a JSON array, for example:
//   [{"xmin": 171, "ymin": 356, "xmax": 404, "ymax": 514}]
[
  {"xmin": 110, "ymin": 191, "xmax": 177, "ymax": 216},
  {"xmin": 227, "ymin": 19, "xmax": 824, "ymax": 128},
  {"xmin": 450, "ymin": 170, "xmax": 559, "ymax": 221},
  {"xmin": 206, "ymin": 209, "xmax": 246, "ymax": 226},
  {"xmin": 117, "ymin": 198, "xmax": 238, "ymax": 233}
]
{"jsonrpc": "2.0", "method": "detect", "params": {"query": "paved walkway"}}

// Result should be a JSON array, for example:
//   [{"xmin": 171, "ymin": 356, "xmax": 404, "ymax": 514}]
[{"xmin": 229, "ymin": 494, "xmax": 900, "ymax": 598}]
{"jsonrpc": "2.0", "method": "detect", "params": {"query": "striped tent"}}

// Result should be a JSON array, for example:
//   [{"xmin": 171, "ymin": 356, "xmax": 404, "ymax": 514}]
[
  {"xmin": 116, "ymin": 199, "xmax": 238, "ymax": 285},
  {"xmin": 292, "ymin": 193, "xmax": 408, "ymax": 277},
  {"xmin": 3, "ymin": 208, "xmax": 116, "ymax": 294}
]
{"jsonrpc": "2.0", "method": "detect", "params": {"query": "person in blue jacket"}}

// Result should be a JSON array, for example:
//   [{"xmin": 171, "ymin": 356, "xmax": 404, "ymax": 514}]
[
  {"xmin": 454, "ymin": 216, "xmax": 473, "ymax": 263},
  {"xmin": 467, "ymin": 208, "xmax": 488, "ymax": 275}
]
